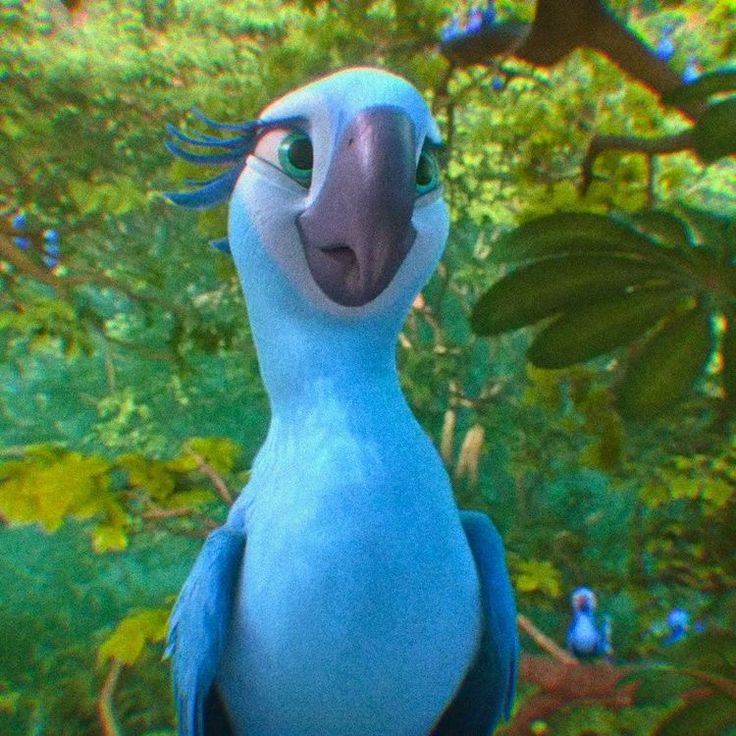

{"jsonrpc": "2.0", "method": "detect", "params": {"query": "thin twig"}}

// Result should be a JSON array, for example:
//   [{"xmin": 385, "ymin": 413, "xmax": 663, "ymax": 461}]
[
  {"xmin": 188, "ymin": 450, "xmax": 234, "ymax": 506},
  {"xmin": 517, "ymin": 613, "xmax": 578, "ymax": 665},
  {"xmin": 580, "ymin": 129, "xmax": 694, "ymax": 193},
  {"xmin": 98, "ymin": 659, "xmax": 124, "ymax": 736}
]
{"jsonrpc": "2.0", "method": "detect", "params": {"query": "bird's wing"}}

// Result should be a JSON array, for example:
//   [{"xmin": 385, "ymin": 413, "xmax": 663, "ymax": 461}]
[
  {"xmin": 166, "ymin": 525, "xmax": 246, "ymax": 736},
  {"xmin": 433, "ymin": 510, "xmax": 519, "ymax": 736}
]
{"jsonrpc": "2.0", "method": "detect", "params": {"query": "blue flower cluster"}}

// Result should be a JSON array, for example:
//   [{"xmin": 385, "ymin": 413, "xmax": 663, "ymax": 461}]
[
  {"xmin": 441, "ymin": 1, "xmax": 496, "ymax": 42},
  {"xmin": 9, "ymin": 211, "xmax": 61, "ymax": 269}
]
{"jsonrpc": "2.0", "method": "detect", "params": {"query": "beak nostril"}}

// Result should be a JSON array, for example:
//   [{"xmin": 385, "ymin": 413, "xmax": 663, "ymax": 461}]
[{"xmin": 321, "ymin": 244, "xmax": 357, "ymax": 271}]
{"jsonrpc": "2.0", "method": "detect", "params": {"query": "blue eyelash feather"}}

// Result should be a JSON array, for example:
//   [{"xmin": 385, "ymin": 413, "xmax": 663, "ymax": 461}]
[{"xmin": 164, "ymin": 111, "xmax": 264, "ymax": 255}]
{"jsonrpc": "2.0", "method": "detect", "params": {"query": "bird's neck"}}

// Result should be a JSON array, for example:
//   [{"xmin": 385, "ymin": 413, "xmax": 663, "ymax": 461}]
[{"xmin": 250, "ymin": 303, "xmax": 406, "ymax": 423}]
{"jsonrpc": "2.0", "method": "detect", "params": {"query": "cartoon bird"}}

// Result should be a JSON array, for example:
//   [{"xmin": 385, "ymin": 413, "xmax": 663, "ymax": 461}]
[
  {"xmin": 566, "ymin": 587, "xmax": 609, "ymax": 659},
  {"xmin": 683, "ymin": 56, "xmax": 702, "ymax": 84},
  {"xmin": 165, "ymin": 67, "xmax": 518, "ymax": 736},
  {"xmin": 663, "ymin": 608, "xmax": 690, "ymax": 646},
  {"xmin": 655, "ymin": 24, "xmax": 675, "ymax": 62}
]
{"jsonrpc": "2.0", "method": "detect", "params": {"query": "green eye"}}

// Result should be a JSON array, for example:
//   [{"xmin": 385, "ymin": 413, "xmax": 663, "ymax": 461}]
[
  {"xmin": 278, "ymin": 131, "xmax": 313, "ymax": 187},
  {"xmin": 416, "ymin": 147, "xmax": 440, "ymax": 195}
]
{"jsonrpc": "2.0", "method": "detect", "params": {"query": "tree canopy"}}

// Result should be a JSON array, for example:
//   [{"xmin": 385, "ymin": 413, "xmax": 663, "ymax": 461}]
[{"xmin": 0, "ymin": 1, "xmax": 734, "ymax": 734}]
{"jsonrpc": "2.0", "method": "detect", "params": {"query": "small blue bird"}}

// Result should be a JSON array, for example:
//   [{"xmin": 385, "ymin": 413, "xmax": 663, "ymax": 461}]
[
  {"xmin": 663, "ymin": 608, "xmax": 689, "ymax": 646},
  {"xmin": 683, "ymin": 56, "xmax": 702, "ymax": 84},
  {"xmin": 441, "ymin": 15, "xmax": 463, "ymax": 43},
  {"xmin": 165, "ymin": 67, "xmax": 518, "ymax": 736},
  {"xmin": 655, "ymin": 25, "xmax": 675, "ymax": 62},
  {"xmin": 466, "ymin": 5, "xmax": 484, "ymax": 34},
  {"xmin": 566, "ymin": 587, "xmax": 610, "ymax": 659}
]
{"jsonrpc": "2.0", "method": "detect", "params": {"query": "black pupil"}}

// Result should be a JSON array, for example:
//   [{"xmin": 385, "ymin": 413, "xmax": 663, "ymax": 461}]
[
  {"xmin": 416, "ymin": 152, "xmax": 434, "ymax": 186},
  {"xmin": 289, "ymin": 137, "xmax": 313, "ymax": 171}
]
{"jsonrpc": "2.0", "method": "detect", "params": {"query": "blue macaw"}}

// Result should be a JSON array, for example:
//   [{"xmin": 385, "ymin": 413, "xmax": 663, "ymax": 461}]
[
  {"xmin": 663, "ymin": 608, "xmax": 689, "ymax": 646},
  {"xmin": 566, "ymin": 587, "xmax": 611, "ymax": 660},
  {"xmin": 165, "ymin": 67, "xmax": 518, "ymax": 736}
]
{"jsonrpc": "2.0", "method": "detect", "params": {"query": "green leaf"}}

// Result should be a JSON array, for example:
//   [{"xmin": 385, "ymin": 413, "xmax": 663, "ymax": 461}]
[
  {"xmin": 97, "ymin": 608, "xmax": 169, "ymax": 666},
  {"xmin": 619, "ymin": 667, "xmax": 697, "ymax": 706},
  {"xmin": 617, "ymin": 304, "xmax": 714, "ymax": 419},
  {"xmin": 92, "ymin": 524, "xmax": 128, "ymax": 553},
  {"xmin": 186, "ymin": 437, "xmax": 241, "ymax": 474},
  {"xmin": 513, "ymin": 558, "xmax": 562, "ymax": 597},
  {"xmin": 693, "ymin": 99, "xmax": 736, "ymax": 163},
  {"xmin": 492, "ymin": 212, "xmax": 662, "ymax": 264},
  {"xmin": 629, "ymin": 210, "xmax": 694, "ymax": 249},
  {"xmin": 653, "ymin": 693, "xmax": 736, "ymax": 736},
  {"xmin": 471, "ymin": 255, "xmax": 681, "ymax": 336},
  {"xmin": 528, "ymin": 287, "xmax": 685, "ymax": 368},
  {"xmin": 663, "ymin": 69, "xmax": 736, "ymax": 106}
]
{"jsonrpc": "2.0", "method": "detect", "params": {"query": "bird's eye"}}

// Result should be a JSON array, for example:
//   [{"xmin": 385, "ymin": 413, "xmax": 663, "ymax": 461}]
[
  {"xmin": 415, "ymin": 147, "xmax": 440, "ymax": 195},
  {"xmin": 278, "ymin": 131, "xmax": 313, "ymax": 187}
]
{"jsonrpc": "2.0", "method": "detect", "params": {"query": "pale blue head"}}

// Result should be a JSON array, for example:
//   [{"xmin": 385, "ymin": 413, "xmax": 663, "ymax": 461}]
[
  {"xmin": 169, "ymin": 67, "xmax": 449, "ymax": 403},
  {"xmin": 571, "ymin": 587, "xmax": 597, "ymax": 613}
]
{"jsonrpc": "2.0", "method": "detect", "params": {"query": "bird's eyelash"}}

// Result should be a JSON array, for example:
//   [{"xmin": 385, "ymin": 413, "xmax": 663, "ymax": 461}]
[{"xmin": 163, "ymin": 111, "xmax": 305, "ymax": 254}]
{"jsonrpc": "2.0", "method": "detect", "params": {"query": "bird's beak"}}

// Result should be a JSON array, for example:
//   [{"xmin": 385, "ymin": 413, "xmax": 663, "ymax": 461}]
[{"xmin": 297, "ymin": 106, "xmax": 417, "ymax": 307}]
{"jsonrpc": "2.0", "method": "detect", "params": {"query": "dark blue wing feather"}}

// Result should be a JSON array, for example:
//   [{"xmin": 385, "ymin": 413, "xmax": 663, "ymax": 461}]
[
  {"xmin": 166, "ymin": 525, "xmax": 246, "ymax": 736},
  {"xmin": 433, "ymin": 511, "xmax": 518, "ymax": 735}
]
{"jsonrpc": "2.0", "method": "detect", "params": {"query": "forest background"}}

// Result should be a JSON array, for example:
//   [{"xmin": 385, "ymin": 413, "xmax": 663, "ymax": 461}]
[{"xmin": 0, "ymin": 0, "xmax": 735, "ymax": 734}]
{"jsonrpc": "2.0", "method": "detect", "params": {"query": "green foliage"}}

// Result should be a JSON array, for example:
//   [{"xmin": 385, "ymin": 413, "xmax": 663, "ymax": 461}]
[
  {"xmin": 0, "ymin": 437, "xmax": 245, "ymax": 552},
  {"xmin": 0, "ymin": 0, "xmax": 734, "ymax": 734},
  {"xmin": 693, "ymin": 98, "xmax": 736, "ymax": 163},
  {"xmin": 471, "ymin": 210, "xmax": 735, "ymax": 419},
  {"xmin": 98, "ymin": 608, "xmax": 169, "ymax": 666}
]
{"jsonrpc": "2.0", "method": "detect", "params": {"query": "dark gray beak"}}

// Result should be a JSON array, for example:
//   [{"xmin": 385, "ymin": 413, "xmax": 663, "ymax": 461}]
[{"xmin": 297, "ymin": 106, "xmax": 417, "ymax": 307}]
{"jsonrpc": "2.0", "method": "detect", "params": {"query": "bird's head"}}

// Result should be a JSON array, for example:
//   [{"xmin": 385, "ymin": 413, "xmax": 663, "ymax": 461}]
[
  {"xmin": 167, "ymin": 67, "xmax": 449, "ymax": 396},
  {"xmin": 571, "ymin": 587, "xmax": 597, "ymax": 613},
  {"xmin": 667, "ymin": 608, "xmax": 689, "ymax": 631},
  {"xmin": 230, "ymin": 67, "xmax": 448, "ymax": 323}
]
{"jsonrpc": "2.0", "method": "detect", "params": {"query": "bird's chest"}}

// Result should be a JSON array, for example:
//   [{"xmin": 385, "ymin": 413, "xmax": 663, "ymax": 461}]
[{"xmin": 219, "ymin": 434, "xmax": 480, "ymax": 735}]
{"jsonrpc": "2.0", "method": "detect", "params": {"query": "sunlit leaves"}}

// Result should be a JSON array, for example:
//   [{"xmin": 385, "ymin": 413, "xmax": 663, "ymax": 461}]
[
  {"xmin": 513, "ymin": 558, "xmax": 562, "ymax": 598},
  {"xmin": 0, "ymin": 447, "xmax": 114, "ymax": 532},
  {"xmin": 97, "ymin": 608, "xmax": 169, "ymax": 666},
  {"xmin": 0, "ymin": 437, "xmax": 244, "ymax": 551}
]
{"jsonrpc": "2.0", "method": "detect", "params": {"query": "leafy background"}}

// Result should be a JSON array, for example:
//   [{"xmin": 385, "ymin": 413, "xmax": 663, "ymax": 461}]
[{"xmin": 0, "ymin": 0, "xmax": 734, "ymax": 734}]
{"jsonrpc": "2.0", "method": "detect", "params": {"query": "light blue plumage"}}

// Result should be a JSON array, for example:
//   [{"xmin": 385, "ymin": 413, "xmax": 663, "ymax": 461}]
[
  {"xmin": 166, "ymin": 66, "xmax": 518, "ymax": 736},
  {"xmin": 566, "ymin": 586, "xmax": 611, "ymax": 660}
]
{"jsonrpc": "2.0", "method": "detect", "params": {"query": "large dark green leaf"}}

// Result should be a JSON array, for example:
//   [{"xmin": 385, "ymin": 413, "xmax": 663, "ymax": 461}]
[
  {"xmin": 693, "ymin": 98, "xmax": 736, "ymax": 163},
  {"xmin": 617, "ymin": 304, "xmax": 714, "ymax": 419},
  {"xmin": 491, "ymin": 212, "xmax": 663, "ymax": 264},
  {"xmin": 618, "ymin": 667, "xmax": 697, "ymax": 706},
  {"xmin": 653, "ymin": 693, "xmax": 736, "ymax": 736},
  {"xmin": 528, "ymin": 287, "xmax": 684, "ymax": 369},
  {"xmin": 629, "ymin": 209, "xmax": 694, "ymax": 249},
  {"xmin": 471, "ymin": 254, "xmax": 682, "ymax": 336},
  {"xmin": 663, "ymin": 69, "xmax": 736, "ymax": 106}
]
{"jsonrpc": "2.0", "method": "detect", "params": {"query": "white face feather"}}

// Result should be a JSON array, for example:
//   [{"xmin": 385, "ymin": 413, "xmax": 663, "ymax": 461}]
[{"xmin": 227, "ymin": 67, "xmax": 449, "ymax": 321}]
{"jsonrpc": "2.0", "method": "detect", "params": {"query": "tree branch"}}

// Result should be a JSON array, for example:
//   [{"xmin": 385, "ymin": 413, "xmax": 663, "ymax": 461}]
[
  {"xmin": 441, "ymin": 0, "xmax": 705, "ymax": 119},
  {"xmin": 580, "ymin": 129, "xmax": 694, "ymax": 193},
  {"xmin": 517, "ymin": 613, "xmax": 578, "ymax": 665},
  {"xmin": 188, "ymin": 450, "xmax": 234, "ymax": 506}
]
